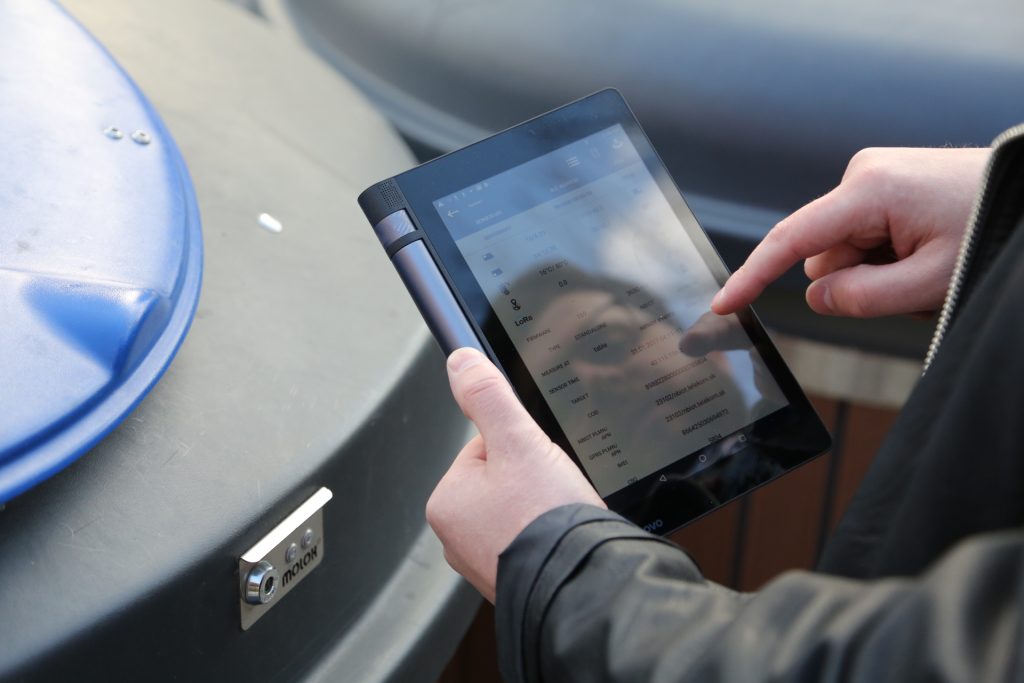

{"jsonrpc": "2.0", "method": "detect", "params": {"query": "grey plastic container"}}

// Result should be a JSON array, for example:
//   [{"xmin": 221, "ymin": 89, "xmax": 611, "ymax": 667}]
[{"xmin": 0, "ymin": 1, "xmax": 477, "ymax": 680}]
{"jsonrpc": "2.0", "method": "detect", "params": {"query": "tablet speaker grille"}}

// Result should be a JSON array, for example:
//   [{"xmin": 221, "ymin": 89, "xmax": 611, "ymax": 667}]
[{"xmin": 378, "ymin": 179, "xmax": 403, "ymax": 211}]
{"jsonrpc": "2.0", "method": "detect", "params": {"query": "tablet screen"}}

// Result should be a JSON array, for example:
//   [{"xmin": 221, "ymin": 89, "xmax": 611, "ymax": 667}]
[{"xmin": 433, "ymin": 125, "xmax": 788, "ymax": 496}]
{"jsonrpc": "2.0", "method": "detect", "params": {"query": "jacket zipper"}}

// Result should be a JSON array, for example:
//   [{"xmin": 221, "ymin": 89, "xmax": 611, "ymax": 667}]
[{"xmin": 923, "ymin": 124, "xmax": 1024, "ymax": 374}]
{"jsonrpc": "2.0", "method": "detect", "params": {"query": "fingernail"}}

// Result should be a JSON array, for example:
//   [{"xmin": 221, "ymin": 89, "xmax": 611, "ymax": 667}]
[
  {"xmin": 711, "ymin": 286, "xmax": 725, "ymax": 309},
  {"xmin": 822, "ymin": 285, "xmax": 835, "ymax": 313},
  {"xmin": 811, "ymin": 283, "xmax": 836, "ymax": 314},
  {"xmin": 447, "ymin": 347, "xmax": 483, "ymax": 373}
]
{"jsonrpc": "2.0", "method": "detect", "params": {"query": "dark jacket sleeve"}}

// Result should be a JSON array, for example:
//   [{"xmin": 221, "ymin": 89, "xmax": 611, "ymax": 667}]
[{"xmin": 496, "ymin": 504, "xmax": 1024, "ymax": 683}]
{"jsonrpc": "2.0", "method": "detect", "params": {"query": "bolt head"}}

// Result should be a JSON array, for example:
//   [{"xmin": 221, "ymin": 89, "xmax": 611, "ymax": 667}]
[{"xmin": 244, "ymin": 561, "xmax": 278, "ymax": 605}]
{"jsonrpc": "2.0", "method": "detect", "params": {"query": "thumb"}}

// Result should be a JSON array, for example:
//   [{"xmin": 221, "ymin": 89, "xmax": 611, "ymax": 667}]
[{"xmin": 446, "ymin": 348, "xmax": 549, "ymax": 456}]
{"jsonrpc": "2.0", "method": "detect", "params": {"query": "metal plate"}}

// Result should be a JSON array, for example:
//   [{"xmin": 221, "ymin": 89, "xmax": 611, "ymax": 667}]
[{"xmin": 239, "ymin": 488, "xmax": 333, "ymax": 630}]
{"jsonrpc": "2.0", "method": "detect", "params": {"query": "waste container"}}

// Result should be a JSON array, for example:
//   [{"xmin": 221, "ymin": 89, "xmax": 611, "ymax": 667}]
[{"xmin": 0, "ymin": 1, "xmax": 478, "ymax": 680}]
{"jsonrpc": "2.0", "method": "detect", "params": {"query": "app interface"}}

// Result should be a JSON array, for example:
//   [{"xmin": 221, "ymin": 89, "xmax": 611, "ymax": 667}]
[{"xmin": 435, "ymin": 125, "xmax": 787, "ymax": 496}]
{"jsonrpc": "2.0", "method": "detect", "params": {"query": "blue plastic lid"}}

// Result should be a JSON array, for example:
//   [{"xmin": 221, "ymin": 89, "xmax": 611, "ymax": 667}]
[{"xmin": 0, "ymin": 2, "xmax": 203, "ymax": 503}]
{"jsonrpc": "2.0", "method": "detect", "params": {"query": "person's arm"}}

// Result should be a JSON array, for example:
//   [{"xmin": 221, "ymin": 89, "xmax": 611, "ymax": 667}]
[
  {"xmin": 430, "ymin": 350, "xmax": 1023, "ymax": 683},
  {"xmin": 498, "ymin": 504, "xmax": 1024, "ymax": 683},
  {"xmin": 427, "ymin": 148, "xmax": 997, "ymax": 681},
  {"xmin": 429, "ymin": 149, "xmax": 990, "ymax": 597}
]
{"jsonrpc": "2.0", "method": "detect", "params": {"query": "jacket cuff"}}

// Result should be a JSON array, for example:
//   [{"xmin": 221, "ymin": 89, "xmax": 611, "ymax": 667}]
[{"xmin": 495, "ymin": 503, "xmax": 681, "ymax": 683}]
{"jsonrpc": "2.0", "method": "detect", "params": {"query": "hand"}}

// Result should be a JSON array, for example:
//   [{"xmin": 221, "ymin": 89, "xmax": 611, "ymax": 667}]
[
  {"xmin": 711, "ymin": 147, "xmax": 989, "ymax": 317},
  {"xmin": 426, "ymin": 348, "xmax": 605, "ymax": 602}
]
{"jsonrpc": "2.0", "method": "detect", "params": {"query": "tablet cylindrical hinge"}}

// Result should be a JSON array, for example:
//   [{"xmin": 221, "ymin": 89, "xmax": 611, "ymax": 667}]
[
  {"xmin": 391, "ymin": 240, "xmax": 485, "ymax": 356},
  {"xmin": 371, "ymin": 209, "xmax": 417, "ymax": 249}
]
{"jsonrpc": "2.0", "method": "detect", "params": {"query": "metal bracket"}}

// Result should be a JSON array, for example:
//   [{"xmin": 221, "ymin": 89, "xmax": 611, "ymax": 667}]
[{"xmin": 238, "ymin": 487, "xmax": 332, "ymax": 630}]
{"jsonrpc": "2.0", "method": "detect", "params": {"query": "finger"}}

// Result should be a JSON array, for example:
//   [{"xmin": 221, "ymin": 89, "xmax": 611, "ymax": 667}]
[
  {"xmin": 446, "ymin": 348, "xmax": 548, "ymax": 456},
  {"xmin": 804, "ymin": 243, "xmax": 868, "ymax": 280},
  {"xmin": 805, "ymin": 248, "xmax": 949, "ymax": 317},
  {"xmin": 712, "ymin": 187, "xmax": 882, "ymax": 314}
]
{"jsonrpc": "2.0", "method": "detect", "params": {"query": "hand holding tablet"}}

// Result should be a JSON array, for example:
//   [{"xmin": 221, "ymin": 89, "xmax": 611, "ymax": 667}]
[
  {"xmin": 359, "ymin": 89, "xmax": 830, "ymax": 534},
  {"xmin": 426, "ymin": 346, "xmax": 607, "ymax": 602}
]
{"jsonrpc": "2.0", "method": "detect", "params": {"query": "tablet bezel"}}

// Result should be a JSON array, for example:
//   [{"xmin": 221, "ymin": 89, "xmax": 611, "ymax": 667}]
[{"xmin": 391, "ymin": 89, "xmax": 831, "ymax": 533}]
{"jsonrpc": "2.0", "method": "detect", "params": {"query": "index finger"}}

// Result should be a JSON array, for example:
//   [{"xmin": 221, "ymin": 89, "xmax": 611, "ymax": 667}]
[{"xmin": 710, "ymin": 187, "xmax": 880, "ymax": 315}]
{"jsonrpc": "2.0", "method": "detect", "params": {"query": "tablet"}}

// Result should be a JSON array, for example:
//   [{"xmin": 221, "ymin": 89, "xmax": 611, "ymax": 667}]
[{"xmin": 358, "ymin": 89, "xmax": 830, "ymax": 534}]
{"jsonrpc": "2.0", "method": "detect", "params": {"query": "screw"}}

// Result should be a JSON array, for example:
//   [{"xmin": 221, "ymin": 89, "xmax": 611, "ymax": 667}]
[
  {"xmin": 285, "ymin": 542, "xmax": 298, "ymax": 563},
  {"xmin": 301, "ymin": 528, "xmax": 315, "ymax": 549},
  {"xmin": 103, "ymin": 126, "xmax": 124, "ymax": 140},
  {"xmin": 131, "ymin": 130, "xmax": 152, "ymax": 145}
]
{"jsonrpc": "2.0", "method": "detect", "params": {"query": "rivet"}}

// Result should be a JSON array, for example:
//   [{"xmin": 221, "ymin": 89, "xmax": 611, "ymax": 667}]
[
  {"xmin": 131, "ymin": 130, "xmax": 152, "ymax": 145},
  {"xmin": 103, "ymin": 126, "xmax": 124, "ymax": 140}
]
